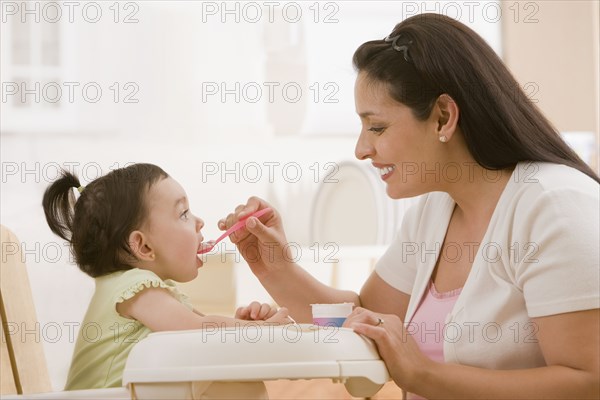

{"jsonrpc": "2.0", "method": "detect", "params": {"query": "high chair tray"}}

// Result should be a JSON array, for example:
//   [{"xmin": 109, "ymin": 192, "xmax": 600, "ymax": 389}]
[{"xmin": 122, "ymin": 324, "xmax": 389, "ymax": 397}]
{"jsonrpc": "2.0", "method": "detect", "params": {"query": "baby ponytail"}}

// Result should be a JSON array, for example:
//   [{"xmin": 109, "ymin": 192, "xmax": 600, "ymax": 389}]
[
  {"xmin": 42, "ymin": 163, "xmax": 168, "ymax": 277},
  {"xmin": 42, "ymin": 170, "xmax": 81, "ymax": 242}
]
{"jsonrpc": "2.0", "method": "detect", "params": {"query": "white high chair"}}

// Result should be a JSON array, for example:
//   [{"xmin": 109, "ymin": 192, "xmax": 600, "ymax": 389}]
[{"xmin": 0, "ymin": 225, "xmax": 390, "ymax": 399}]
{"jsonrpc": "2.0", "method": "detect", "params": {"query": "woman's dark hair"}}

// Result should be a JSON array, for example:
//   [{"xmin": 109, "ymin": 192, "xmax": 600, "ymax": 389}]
[
  {"xmin": 42, "ymin": 163, "xmax": 169, "ymax": 277},
  {"xmin": 353, "ymin": 13, "xmax": 599, "ymax": 183}
]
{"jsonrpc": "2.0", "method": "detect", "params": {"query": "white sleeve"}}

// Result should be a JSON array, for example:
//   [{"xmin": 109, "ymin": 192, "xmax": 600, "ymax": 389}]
[{"xmin": 514, "ymin": 186, "xmax": 600, "ymax": 318}]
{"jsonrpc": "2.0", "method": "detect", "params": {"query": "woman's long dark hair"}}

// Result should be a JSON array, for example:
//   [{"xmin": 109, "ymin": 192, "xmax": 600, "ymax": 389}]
[
  {"xmin": 42, "ymin": 163, "xmax": 168, "ymax": 277},
  {"xmin": 353, "ymin": 13, "xmax": 599, "ymax": 183}
]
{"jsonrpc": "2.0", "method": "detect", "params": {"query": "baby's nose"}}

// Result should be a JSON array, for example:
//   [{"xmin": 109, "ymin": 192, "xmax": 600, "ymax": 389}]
[{"xmin": 195, "ymin": 216, "xmax": 204, "ymax": 231}]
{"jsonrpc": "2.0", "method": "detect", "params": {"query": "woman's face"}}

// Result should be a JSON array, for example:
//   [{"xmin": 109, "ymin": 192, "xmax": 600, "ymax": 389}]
[{"xmin": 354, "ymin": 72, "xmax": 443, "ymax": 199}]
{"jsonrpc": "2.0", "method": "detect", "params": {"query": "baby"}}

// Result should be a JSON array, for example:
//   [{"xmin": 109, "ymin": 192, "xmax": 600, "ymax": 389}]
[{"xmin": 42, "ymin": 163, "xmax": 288, "ymax": 391}]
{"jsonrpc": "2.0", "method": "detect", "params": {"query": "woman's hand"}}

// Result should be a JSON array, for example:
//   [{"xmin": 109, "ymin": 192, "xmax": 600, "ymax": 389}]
[
  {"xmin": 220, "ymin": 197, "xmax": 359, "ymax": 323},
  {"xmin": 219, "ymin": 197, "xmax": 294, "ymax": 279},
  {"xmin": 343, "ymin": 307, "xmax": 433, "ymax": 393}
]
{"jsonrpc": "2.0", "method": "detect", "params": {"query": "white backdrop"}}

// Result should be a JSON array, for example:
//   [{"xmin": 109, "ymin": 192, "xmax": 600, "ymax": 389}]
[{"xmin": 0, "ymin": 1, "xmax": 503, "ymax": 390}]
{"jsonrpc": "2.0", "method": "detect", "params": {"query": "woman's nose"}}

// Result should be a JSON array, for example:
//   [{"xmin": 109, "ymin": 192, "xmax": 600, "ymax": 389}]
[{"xmin": 355, "ymin": 130, "xmax": 374, "ymax": 160}]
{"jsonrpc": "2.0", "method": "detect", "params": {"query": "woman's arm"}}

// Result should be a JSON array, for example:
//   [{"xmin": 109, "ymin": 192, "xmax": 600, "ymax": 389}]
[
  {"xmin": 220, "ymin": 197, "xmax": 411, "ymax": 322},
  {"xmin": 348, "ymin": 308, "xmax": 599, "ymax": 399},
  {"xmin": 360, "ymin": 271, "xmax": 411, "ymax": 321},
  {"xmin": 116, "ymin": 287, "xmax": 290, "ymax": 331},
  {"xmin": 220, "ymin": 197, "xmax": 358, "ymax": 322}
]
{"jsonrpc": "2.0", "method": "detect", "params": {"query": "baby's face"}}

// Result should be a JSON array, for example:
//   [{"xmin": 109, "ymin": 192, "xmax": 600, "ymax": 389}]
[{"xmin": 141, "ymin": 177, "xmax": 205, "ymax": 282}]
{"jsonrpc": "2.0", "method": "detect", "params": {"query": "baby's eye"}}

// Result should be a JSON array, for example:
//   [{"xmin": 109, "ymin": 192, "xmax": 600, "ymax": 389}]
[
  {"xmin": 368, "ymin": 127, "xmax": 386, "ymax": 135},
  {"xmin": 180, "ymin": 210, "xmax": 190, "ymax": 221}
]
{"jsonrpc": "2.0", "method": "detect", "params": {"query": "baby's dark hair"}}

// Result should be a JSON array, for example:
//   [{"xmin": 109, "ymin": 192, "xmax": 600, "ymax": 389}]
[{"xmin": 42, "ymin": 163, "xmax": 169, "ymax": 277}]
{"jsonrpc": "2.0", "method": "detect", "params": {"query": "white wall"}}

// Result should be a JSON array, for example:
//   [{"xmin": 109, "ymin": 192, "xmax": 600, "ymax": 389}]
[{"xmin": 501, "ymin": 0, "xmax": 599, "ymax": 171}]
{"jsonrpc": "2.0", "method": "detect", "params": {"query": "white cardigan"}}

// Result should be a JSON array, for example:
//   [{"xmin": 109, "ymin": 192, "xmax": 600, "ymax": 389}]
[{"xmin": 376, "ymin": 162, "xmax": 599, "ymax": 369}]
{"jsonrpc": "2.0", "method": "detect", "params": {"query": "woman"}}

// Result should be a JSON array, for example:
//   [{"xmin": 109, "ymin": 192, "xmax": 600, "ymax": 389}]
[{"xmin": 219, "ymin": 14, "xmax": 599, "ymax": 399}]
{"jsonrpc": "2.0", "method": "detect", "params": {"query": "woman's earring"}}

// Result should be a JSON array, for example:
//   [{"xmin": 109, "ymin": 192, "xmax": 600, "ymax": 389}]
[
  {"xmin": 439, "ymin": 135, "xmax": 448, "ymax": 143},
  {"xmin": 150, "ymin": 254, "xmax": 155, "ymax": 260}
]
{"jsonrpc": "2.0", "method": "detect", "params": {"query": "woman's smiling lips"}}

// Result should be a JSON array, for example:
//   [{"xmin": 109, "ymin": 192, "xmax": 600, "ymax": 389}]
[{"xmin": 373, "ymin": 163, "xmax": 396, "ymax": 180}]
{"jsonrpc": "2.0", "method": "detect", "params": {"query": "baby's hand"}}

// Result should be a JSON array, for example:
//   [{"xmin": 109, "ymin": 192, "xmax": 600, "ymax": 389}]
[
  {"xmin": 265, "ymin": 307, "xmax": 291, "ymax": 325},
  {"xmin": 235, "ymin": 301, "xmax": 278, "ymax": 321}
]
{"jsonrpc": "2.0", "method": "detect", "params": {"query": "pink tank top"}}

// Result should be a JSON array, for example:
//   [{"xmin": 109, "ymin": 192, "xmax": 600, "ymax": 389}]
[{"xmin": 407, "ymin": 280, "xmax": 462, "ymax": 400}]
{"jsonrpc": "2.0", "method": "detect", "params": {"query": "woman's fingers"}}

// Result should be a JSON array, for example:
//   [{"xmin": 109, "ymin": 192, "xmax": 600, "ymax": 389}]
[
  {"xmin": 218, "ymin": 198, "xmax": 274, "ymax": 243},
  {"xmin": 217, "ymin": 212, "xmax": 236, "ymax": 231},
  {"xmin": 242, "ymin": 215, "xmax": 276, "ymax": 244},
  {"xmin": 238, "ymin": 196, "xmax": 268, "ymax": 219},
  {"xmin": 350, "ymin": 321, "xmax": 388, "ymax": 341},
  {"xmin": 343, "ymin": 307, "xmax": 383, "ymax": 327}
]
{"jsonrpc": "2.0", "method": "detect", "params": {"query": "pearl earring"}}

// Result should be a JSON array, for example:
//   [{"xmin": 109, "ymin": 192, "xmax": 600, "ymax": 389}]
[
  {"xmin": 439, "ymin": 135, "xmax": 448, "ymax": 143},
  {"xmin": 150, "ymin": 254, "xmax": 155, "ymax": 260}
]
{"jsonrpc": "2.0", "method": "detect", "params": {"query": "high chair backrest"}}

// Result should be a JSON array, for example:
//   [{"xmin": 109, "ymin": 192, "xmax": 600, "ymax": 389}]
[{"xmin": 1, "ymin": 225, "xmax": 52, "ymax": 395}]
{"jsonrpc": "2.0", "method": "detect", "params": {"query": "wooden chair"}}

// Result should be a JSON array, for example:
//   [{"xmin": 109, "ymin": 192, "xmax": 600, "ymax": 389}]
[
  {"xmin": 1, "ymin": 225, "xmax": 129, "ymax": 399},
  {"xmin": 1, "ymin": 225, "xmax": 52, "ymax": 395}
]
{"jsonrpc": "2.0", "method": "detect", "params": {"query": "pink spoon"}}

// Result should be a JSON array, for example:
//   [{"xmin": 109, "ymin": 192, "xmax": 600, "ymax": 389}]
[{"xmin": 197, "ymin": 208, "xmax": 272, "ymax": 254}]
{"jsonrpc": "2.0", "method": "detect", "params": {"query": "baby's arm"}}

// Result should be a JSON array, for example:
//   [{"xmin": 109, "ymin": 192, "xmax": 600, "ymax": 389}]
[{"xmin": 116, "ymin": 287, "xmax": 290, "ymax": 331}]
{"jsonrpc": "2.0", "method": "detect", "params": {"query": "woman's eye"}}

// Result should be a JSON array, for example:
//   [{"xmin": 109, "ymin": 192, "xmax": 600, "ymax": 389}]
[
  {"xmin": 180, "ymin": 210, "xmax": 190, "ymax": 220},
  {"xmin": 368, "ymin": 127, "xmax": 386, "ymax": 135}
]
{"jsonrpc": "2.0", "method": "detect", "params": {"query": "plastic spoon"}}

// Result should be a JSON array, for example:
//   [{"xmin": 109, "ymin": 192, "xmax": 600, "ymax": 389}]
[{"xmin": 197, "ymin": 208, "xmax": 272, "ymax": 254}]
